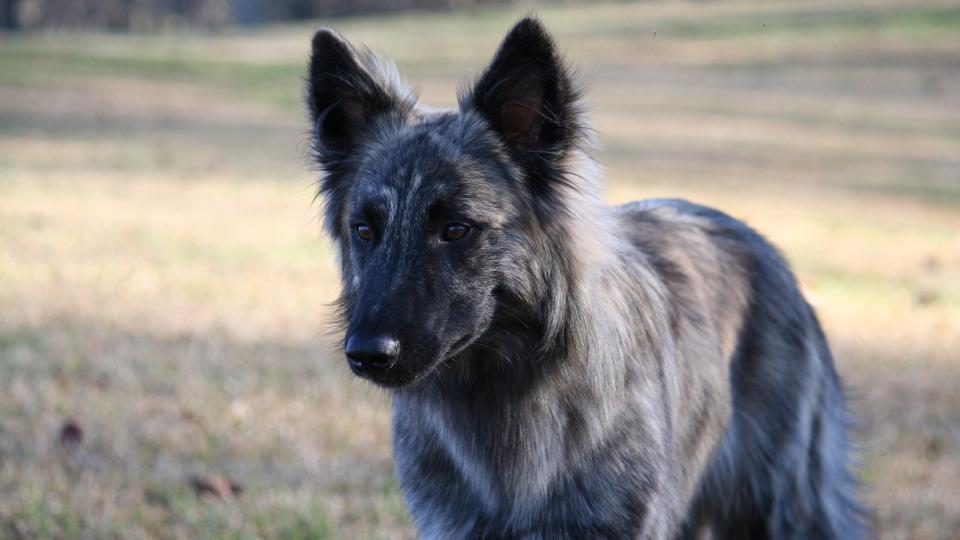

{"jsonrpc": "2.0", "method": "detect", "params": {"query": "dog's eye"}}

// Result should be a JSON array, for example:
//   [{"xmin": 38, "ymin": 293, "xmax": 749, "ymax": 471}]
[
  {"xmin": 355, "ymin": 223, "xmax": 373, "ymax": 242},
  {"xmin": 441, "ymin": 223, "xmax": 470, "ymax": 242}
]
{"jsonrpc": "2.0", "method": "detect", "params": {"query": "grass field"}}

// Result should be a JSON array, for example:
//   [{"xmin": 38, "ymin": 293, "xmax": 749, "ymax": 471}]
[{"xmin": 1, "ymin": 0, "xmax": 959, "ymax": 537}]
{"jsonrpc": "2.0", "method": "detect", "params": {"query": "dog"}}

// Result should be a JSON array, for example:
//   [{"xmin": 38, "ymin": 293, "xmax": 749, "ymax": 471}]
[{"xmin": 305, "ymin": 16, "xmax": 864, "ymax": 539}]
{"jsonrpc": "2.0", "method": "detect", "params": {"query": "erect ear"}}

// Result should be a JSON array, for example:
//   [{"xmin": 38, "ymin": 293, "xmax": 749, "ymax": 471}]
[
  {"xmin": 461, "ymin": 17, "xmax": 581, "ymax": 182},
  {"xmin": 306, "ymin": 28, "xmax": 405, "ymax": 167}
]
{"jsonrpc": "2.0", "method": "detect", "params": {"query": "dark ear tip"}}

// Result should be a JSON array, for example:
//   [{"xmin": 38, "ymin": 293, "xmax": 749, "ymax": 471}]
[
  {"xmin": 513, "ymin": 15, "xmax": 546, "ymax": 32},
  {"xmin": 311, "ymin": 27, "xmax": 349, "ymax": 53},
  {"xmin": 508, "ymin": 15, "xmax": 550, "ymax": 39},
  {"xmin": 500, "ymin": 15, "xmax": 556, "ymax": 57}
]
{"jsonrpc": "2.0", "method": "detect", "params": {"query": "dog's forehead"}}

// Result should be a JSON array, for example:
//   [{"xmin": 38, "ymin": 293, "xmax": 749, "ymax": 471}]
[{"xmin": 354, "ymin": 118, "xmax": 496, "ymax": 203}]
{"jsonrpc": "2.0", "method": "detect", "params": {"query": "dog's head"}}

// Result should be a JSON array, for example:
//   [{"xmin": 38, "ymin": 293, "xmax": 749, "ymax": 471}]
[{"xmin": 306, "ymin": 17, "xmax": 584, "ymax": 387}]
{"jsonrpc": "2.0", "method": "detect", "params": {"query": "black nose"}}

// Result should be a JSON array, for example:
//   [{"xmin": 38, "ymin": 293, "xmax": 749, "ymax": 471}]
[{"xmin": 345, "ymin": 334, "xmax": 400, "ymax": 376}]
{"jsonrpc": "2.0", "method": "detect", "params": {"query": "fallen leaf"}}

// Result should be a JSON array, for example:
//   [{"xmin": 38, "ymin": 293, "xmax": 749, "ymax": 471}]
[
  {"xmin": 188, "ymin": 474, "xmax": 242, "ymax": 499},
  {"xmin": 59, "ymin": 420, "xmax": 83, "ymax": 449}
]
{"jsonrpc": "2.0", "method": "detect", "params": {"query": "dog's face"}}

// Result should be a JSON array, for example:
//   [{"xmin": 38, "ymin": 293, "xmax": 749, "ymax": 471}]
[{"xmin": 306, "ymin": 18, "xmax": 580, "ymax": 387}]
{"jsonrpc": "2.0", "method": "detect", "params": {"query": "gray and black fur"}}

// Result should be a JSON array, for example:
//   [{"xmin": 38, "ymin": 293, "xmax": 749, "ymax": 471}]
[{"xmin": 305, "ymin": 17, "xmax": 864, "ymax": 539}]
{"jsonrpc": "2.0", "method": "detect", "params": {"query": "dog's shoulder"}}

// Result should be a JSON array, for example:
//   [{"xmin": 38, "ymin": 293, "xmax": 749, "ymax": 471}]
[
  {"xmin": 617, "ymin": 198, "xmax": 737, "ymax": 234},
  {"xmin": 615, "ymin": 197, "xmax": 786, "ymax": 273}
]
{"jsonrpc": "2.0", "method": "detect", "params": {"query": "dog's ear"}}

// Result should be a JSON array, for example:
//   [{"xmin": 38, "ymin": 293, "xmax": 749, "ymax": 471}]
[
  {"xmin": 307, "ymin": 28, "xmax": 402, "ymax": 166},
  {"xmin": 462, "ymin": 17, "xmax": 581, "ymax": 185}
]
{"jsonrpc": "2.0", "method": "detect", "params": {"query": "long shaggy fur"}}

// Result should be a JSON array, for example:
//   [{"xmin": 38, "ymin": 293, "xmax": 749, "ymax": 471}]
[{"xmin": 305, "ymin": 16, "xmax": 864, "ymax": 539}]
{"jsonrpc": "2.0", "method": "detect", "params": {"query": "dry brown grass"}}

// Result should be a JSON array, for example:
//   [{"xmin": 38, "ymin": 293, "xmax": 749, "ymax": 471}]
[{"xmin": 1, "ymin": 0, "xmax": 958, "ymax": 538}]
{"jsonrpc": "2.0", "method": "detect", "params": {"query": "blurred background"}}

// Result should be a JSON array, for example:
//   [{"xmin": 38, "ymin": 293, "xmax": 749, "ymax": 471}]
[{"xmin": 1, "ymin": 0, "xmax": 958, "ymax": 538}]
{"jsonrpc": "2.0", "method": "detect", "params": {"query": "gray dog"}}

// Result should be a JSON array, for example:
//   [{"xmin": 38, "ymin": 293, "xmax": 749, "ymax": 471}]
[{"xmin": 305, "ymin": 16, "xmax": 864, "ymax": 539}]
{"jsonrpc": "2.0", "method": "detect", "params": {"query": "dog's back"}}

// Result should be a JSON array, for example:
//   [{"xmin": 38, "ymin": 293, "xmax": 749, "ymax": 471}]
[{"xmin": 621, "ymin": 199, "xmax": 863, "ymax": 538}]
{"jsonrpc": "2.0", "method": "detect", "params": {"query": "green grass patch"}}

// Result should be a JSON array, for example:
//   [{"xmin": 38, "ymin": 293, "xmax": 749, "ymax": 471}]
[
  {"xmin": 0, "ymin": 331, "xmax": 42, "ymax": 353},
  {"xmin": 0, "ymin": 45, "xmax": 303, "ymax": 107}
]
